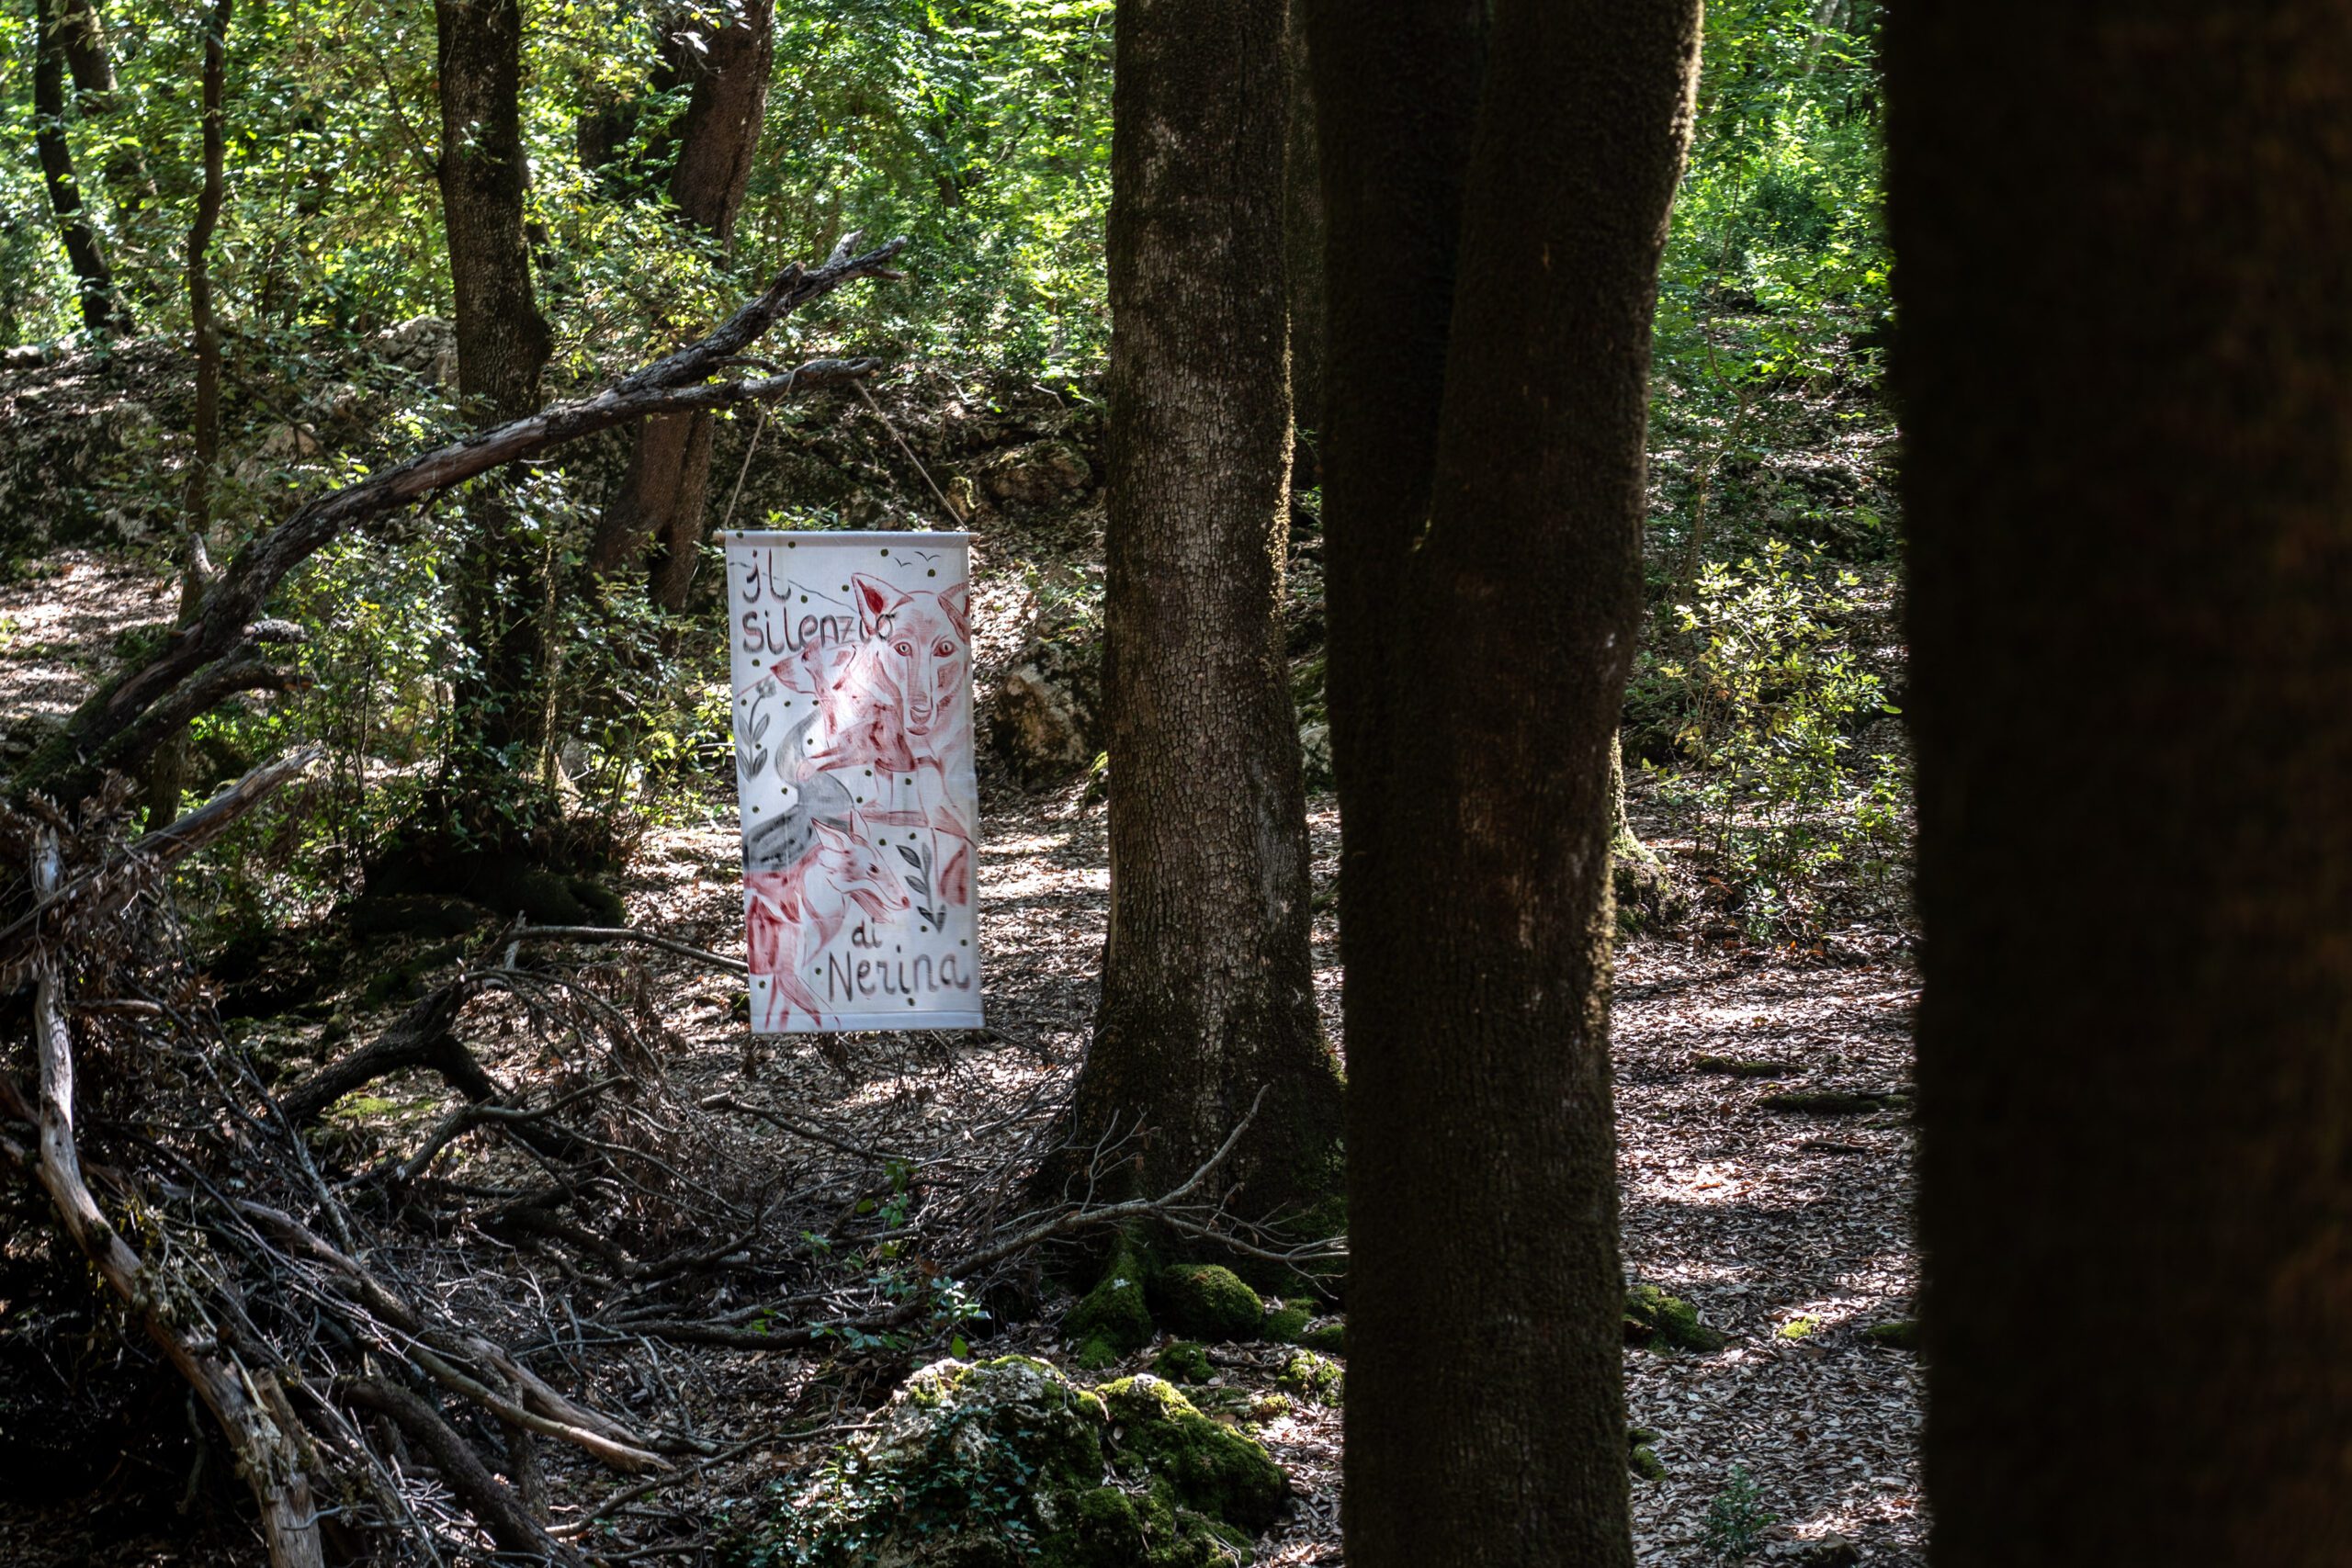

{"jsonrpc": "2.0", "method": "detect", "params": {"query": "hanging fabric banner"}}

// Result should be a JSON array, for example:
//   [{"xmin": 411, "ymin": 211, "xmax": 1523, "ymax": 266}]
[{"xmin": 725, "ymin": 529, "xmax": 984, "ymax": 1033}]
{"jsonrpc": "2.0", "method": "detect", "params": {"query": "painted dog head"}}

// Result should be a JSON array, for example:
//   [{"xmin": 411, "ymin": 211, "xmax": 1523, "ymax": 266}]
[
  {"xmin": 810, "ymin": 818, "xmax": 911, "ymax": 921},
  {"xmin": 851, "ymin": 573, "xmax": 970, "ymax": 745}
]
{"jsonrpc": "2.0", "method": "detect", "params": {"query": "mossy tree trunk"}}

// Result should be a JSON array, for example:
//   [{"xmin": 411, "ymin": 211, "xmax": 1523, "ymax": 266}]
[
  {"xmin": 1890, "ymin": 6, "xmax": 2352, "ymax": 1564},
  {"xmin": 1303, "ymin": 0, "xmax": 1699, "ymax": 1562},
  {"xmin": 589, "ymin": 0, "xmax": 775, "ymax": 612},
  {"xmin": 1062, "ymin": 0, "xmax": 1344, "ymax": 1235}
]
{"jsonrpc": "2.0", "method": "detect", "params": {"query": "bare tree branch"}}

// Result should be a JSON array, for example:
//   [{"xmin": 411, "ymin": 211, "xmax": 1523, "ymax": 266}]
[{"xmin": 14, "ymin": 233, "xmax": 907, "ymax": 808}]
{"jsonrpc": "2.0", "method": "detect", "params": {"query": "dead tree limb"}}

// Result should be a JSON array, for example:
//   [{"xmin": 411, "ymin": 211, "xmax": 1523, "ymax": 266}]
[
  {"xmin": 13, "ymin": 231, "xmax": 907, "ymax": 809},
  {"xmin": 15, "ymin": 830, "xmax": 326, "ymax": 1568},
  {"xmin": 276, "ymin": 978, "xmax": 503, "ymax": 1125},
  {"xmin": 343, "ymin": 1379, "xmax": 584, "ymax": 1565},
  {"xmin": 0, "ymin": 746, "xmax": 320, "ymax": 986},
  {"xmin": 510, "ymin": 921, "xmax": 750, "ymax": 976}
]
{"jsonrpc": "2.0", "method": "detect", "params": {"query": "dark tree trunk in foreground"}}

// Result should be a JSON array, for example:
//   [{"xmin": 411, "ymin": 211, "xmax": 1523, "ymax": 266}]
[
  {"xmin": 1282, "ymin": 0, "xmax": 1325, "ymax": 483},
  {"xmin": 32, "ymin": 0, "xmax": 130, "ymax": 334},
  {"xmin": 435, "ymin": 0, "xmax": 556, "ymax": 791},
  {"xmin": 1065, "ymin": 0, "xmax": 1343, "ymax": 1231},
  {"xmin": 1889, "ymin": 9, "xmax": 2352, "ymax": 1564},
  {"xmin": 1306, "ymin": 0, "xmax": 1699, "ymax": 1562},
  {"xmin": 146, "ymin": 0, "xmax": 234, "ymax": 829},
  {"xmin": 590, "ymin": 0, "xmax": 775, "ymax": 612}
]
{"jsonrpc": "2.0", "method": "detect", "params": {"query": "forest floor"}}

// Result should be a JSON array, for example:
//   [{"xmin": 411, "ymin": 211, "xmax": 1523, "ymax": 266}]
[{"xmin": 0, "ymin": 544, "xmax": 1921, "ymax": 1566}]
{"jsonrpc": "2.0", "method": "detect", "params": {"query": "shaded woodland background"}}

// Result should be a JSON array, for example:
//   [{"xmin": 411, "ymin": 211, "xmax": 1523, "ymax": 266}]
[{"xmin": 8, "ymin": 0, "xmax": 2218, "ymax": 1564}]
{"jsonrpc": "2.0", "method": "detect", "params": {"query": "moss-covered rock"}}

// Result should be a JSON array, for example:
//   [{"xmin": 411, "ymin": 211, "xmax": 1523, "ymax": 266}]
[
  {"xmin": 1261, "ymin": 1303, "xmax": 1311, "ymax": 1344},
  {"xmin": 1067, "ymin": 1241, "xmax": 1154, "ymax": 1356},
  {"xmin": 1630, "ymin": 1443, "xmax": 1667, "ymax": 1482},
  {"xmin": 1275, "ymin": 1351, "xmax": 1343, "ymax": 1407},
  {"xmin": 737, "ymin": 1358, "xmax": 1285, "ymax": 1568},
  {"xmin": 1097, "ymin": 1376, "xmax": 1289, "ymax": 1532},
  {"xmin": 1151, "ymin": 1340, "xmax": 1215, "ymax": 1384},
  {"xmin": 1624, "ymin": 1283, "xmax": 1728, "ymax": 1352},
  {"xmin": 1072, "ymin": 1337, "xmax": 1124, "ymax": 1372},
  {"xmin": 1862, "ymin": 1318, "xmax": 1918, "ymax": 1350},
  {"xmin": 1150, "ymin": 1264, "xmax": 1263, "ymax": 1343},
  {"xmin": 1294, "ymin": 1320, "xmax": 1345, "ymax": 1355}
]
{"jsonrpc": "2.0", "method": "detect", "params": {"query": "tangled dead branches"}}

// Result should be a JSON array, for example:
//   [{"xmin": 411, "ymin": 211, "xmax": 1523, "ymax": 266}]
[{"xmin": 0, "ymin": 754, "xmax": 1318, "ymax": 1566}]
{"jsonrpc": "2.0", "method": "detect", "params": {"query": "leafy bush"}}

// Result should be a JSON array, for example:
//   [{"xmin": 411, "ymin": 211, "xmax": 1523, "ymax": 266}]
[
  {"xmin": 1702, "ymin": 1463, "xmax": 1775, "ymax": 1561},
  {"xmin": 1647, "ymin": 541, "xmax": 1905, "ymax": 934}
]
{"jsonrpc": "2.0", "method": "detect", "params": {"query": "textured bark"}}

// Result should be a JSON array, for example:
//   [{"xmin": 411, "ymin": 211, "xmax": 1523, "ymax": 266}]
[
  {"xmin": 435, "ymin": 0, "xmax": 555, "ymax": 784},
  {"xmin": 594, "ymin": 0, "xmax": 776, "ymax": 612},
  {"xmin": 31, "ymin": 0, "xmax": 129, "ymax": 334},
  {"xmin": 1281, "ymin": 0, "xmax": 1326, "ymax": 482},
  {"xmin": 1888, "ymin": 8, "xmax": 2352, "ymax": 1564},
  {"xmin": 1064, "ymin": 0, "xmax": 1344, "ymax": 1230},
  {"xmin": 435, "ymin": 0, "xmax": 550, "ymax": 423},
  {"xmin": 1306, "ymin": 0, "xmax": 1699, "ymax": 1563}
]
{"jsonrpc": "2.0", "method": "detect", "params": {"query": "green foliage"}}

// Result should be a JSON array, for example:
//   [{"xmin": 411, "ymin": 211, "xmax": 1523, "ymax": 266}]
[
  {"xmin": 1701, "ymin": 1464, "xmax": 1776, "ymax": 1562},
  {"xmin": 1644, "ymin": 542, "xmax": 1904, "ymax": 935}
]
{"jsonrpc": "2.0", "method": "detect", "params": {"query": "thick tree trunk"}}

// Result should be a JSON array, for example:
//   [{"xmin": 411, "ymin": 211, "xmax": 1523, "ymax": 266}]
[
  {"xmin": 435, "ymin": 0, "xmax": 550, "ymax": 423},
  {"xmin": 592, "ymin": 0, "xmax": 776, "ymax": 612},
  {"xmin": 1281, "ymin": 0, "xmax": 1325, "ymax": 488},
  {"xmin": 1889, "ymin": 8, "xmax": 2352, "ymax": 1565},
  {"xmin": 1063, "ymin": 0, "xmax": 1344, "ymax": 1233},
  {"xmin": 32, "ymin": 0, "xmax": 130, "ymax": 334},
  {"xmin": 435, "ymin": 0, "xmax": 556, "ymax": 788},
  {"xmin": 1306, "ymin": 1, "xmax": 1699, "ymax": 1563}
]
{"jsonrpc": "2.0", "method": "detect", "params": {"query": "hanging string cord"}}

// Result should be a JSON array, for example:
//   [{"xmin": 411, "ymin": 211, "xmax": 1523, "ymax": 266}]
[
  {"xmin": 717, "ymin": 373, "xmax": 786, "ymax": 536},
  {"xmin": 854, "ymin": 378, "xmax": 967, "ymax": 529}
]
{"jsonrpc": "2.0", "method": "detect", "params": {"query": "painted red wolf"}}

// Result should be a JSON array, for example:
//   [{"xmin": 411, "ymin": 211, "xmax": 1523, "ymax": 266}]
[
  {"xmin": 744, "ymin": 816, "xmax": 911, "ymax": 1031},
  {"xmin": 769, "ymin": 573, "xmax": 978, "ymax": 875}
]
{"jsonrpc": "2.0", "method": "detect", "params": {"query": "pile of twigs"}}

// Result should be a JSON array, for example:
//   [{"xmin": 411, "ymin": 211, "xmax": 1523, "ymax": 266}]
[{"xmin": 0, "ymin": 760, "xmax": 1307, "ymax": 1565}]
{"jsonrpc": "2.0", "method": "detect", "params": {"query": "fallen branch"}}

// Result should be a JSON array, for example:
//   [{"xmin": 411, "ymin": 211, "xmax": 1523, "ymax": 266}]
[
  {"xmin": 16, "ymin": 231, "xmax": 907, "ymax": 808},
  {"xmin": 0, "ymin": 745, "xmax": 320, "ymax": 986},
  {"xmin": 512, "ymin": 922, "xmax": 750, "ymax": 976},
  {"xmin": 277, "ymin": 977, "xmax": 504, "ymax": 1125},
  {"xmin": 14, "ymin": 829, "xmax": 325, "ymax": 1568},
  {"xmin": 344, "ymin": 1379, "xmax": 583, "ymax": 1565}
]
